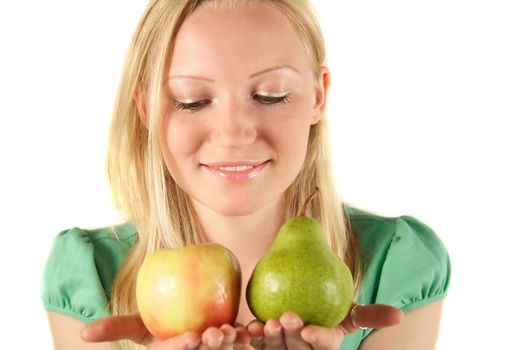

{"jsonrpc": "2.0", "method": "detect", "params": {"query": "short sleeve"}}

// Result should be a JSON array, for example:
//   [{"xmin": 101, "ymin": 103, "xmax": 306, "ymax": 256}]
[
  {"xmin": 341, "ymin": 209, "xmax": 451, "ymax": 349},
  {"xmin": 41, "ymin": 227, "xmax": 110, "ymax": 323},
  {"xmin": 374, "ymin": 215, "xmax": 451, "ymax": 313}
]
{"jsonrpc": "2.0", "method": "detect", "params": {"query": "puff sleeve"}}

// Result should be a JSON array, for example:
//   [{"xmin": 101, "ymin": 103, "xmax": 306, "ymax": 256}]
[
  {"xmin": 374, "ymin": 215, "xmax": 451, "ymax": 312},
  {"xmin": 341, "ymin": 209, "xmax": 451, "ymax": 349},
  {"xmin": 41, "ymin": 227, "xmax": 110, "ymax": 323}
]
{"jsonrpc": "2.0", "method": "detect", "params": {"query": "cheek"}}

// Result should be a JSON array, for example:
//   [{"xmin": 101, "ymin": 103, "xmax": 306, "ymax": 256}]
[
  {"xmin": 263, "ymin": 106, "xmax": 313, "ymax": 164},
  {"xmin": 161, "ymin": 116, "xmax": 205, "ymax": 174}
]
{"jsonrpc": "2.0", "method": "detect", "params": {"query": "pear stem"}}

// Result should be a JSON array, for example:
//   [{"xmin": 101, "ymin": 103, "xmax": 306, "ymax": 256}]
[{"xmin": 301, "ymin": 187, "xmax": 319, "ymax": 216}]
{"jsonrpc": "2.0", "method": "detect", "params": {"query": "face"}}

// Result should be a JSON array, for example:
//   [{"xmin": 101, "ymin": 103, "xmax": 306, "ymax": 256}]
[{"xmin": 158, "ymin": 2, "xmax": 327, "ymax": 216}]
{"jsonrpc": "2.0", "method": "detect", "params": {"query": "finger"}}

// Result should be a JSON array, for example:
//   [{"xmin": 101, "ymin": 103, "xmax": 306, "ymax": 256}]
[
  {"xmin": 246, "ymin": 320, "xmax": 264, "ymax": 339},
  {"xmin": 234, "ymin": 324, "xmax": 252, "ymax": 346},
  {"xmin": 246, "ymin": 320, "xmax": 264, "ymax": 349},
  {"xmin": 150, "ymin": 331, "xmax": 201, "ymax": 350},
  {"xmin": 279, "ymin": 312, "xmax": 310, "ymax": 350},
  {"xmin": 217, "ymin": 324, "xmax": 236, "ymax": 350},
  {"xmin": 300, "ymin": 325, "xmax": 343, "ymax": 350},
  {"xmin": 340, "ymin": 304, "xmax": 404, "ymax": 333},
  {"xmin": 200, "ymin": 327, "xmax": 224, "ymax": 350},
  {"xmin": 263, "ymin": 319, "xmax": 284, "ymax": 350},
  {"xmin": 234, "ymin": 343, "xmax": 256, "ymax": 350},
  {"xmin": 80, "ymin": 315, "xmax": 151, "ymax": 344}
]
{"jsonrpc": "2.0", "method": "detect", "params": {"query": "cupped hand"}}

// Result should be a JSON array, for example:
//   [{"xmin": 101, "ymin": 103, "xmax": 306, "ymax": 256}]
[
  {"xmin": 81, "ymin": 314, "xmax": 252, "ymax": 350},
  {"xmin": 246, "ymin": 303, "xmax": 403, "ymax": 350}
]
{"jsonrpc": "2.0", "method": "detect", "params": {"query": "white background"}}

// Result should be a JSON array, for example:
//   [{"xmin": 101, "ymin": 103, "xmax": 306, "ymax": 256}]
[{"xmin": 1, "ymin": 1, "xmax": 523, "ymax": 348}]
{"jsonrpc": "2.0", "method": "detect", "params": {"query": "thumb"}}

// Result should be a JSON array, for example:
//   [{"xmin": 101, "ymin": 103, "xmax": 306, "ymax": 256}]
[
  {"xmin": 340, "ymin": 304, "xmax": 403, "ymax": 333},
  {"xmin": 81, "ymin": 314, "xmax": 152, "ymax": 345}
]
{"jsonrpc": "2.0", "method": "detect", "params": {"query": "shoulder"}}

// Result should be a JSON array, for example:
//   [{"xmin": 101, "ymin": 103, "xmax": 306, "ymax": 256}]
[
  {"xmin": 345, "ymin": 205, "xmax": 451, "ymax": 311},
  {"xmin": 41, "ymin": 223, "xmax": 138, "ymax": 323},
  {"xmin": 342, "ymin": 206, "xmax": 451, "ymax": 345}
]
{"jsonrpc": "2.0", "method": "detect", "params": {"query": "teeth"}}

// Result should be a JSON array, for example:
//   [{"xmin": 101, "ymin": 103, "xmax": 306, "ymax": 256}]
[{"xmin": 217, "ymin": 165, "xmax": 254, "ymax": 172}]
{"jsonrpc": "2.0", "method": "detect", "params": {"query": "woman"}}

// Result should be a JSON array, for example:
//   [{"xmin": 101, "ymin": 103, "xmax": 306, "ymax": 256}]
[{"xmin": 42, "ymin": 0, "xmax": 450, "ymax": 349}]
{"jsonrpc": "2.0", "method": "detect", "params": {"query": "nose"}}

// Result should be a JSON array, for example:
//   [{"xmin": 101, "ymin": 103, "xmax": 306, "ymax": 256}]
[{"xmin": 209, "ymin": 99, "xmax": 257, "ymax": 147}]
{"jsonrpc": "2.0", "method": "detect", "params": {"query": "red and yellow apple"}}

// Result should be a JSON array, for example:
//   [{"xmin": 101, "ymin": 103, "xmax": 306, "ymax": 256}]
[{"xmin": 136, "ymin": 243, "xmax": 241, "ymax": 339}]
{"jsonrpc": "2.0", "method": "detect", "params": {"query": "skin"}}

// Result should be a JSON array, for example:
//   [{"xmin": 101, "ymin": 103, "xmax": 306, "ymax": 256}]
[
  {"xmin": 78, "ymin": 2, "xmax": 411, "ymax": 350},
  {"xmin": 160, "ymin": 1, "xmax": 321, "ymax": 219},
  {"xmin": 157, "ymin": 0, "xmax": 324, "ymax": 330}
]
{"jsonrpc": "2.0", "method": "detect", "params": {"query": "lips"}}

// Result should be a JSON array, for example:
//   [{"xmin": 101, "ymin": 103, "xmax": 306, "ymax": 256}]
[
  {"xmin": 203, "ymin": 160, "xmax": 269, "ymax": 183},
  {"xmin": 214, "ymin": 164, "xmax": 255, "ymax": 172}
]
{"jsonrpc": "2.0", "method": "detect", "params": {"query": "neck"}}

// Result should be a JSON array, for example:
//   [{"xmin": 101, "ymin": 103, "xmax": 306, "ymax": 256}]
[{"xmin": 191, "ymin": 197, "xmax": 286, "ymax": 267}]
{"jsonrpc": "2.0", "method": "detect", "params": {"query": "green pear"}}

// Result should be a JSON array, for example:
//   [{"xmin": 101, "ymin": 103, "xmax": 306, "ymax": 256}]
[{"xmin": 246, "ymin": 216, "xmax": 354, "ymax": 327}]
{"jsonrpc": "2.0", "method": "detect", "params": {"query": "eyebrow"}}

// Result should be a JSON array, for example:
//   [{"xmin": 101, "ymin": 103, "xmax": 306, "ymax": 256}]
[{"xmin": 166, "ymin": 65, "xmax": 300, "ymax": 83}]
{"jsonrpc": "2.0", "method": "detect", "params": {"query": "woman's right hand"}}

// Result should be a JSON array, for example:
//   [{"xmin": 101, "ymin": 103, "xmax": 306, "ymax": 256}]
[{"xmin": 81, "ymin": 314, "xmax": 252, "ymax": 350}]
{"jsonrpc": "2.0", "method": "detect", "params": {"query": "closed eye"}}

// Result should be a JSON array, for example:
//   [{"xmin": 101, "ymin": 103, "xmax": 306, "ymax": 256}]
[
  {"xmin": 254, "ymin": 93, "xmax": 291, "ymax": 105},
  {"xmin": 173, "ymin": 99, "xmax": 210, "ymax": 112},
  {"xmin": 172, "ymin": 93, "xmax": 291, "ymax": 113}
]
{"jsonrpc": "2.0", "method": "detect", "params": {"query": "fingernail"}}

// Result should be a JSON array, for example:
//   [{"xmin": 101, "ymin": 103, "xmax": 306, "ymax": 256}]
[
  {"xmin": 79, "ymin": 328, "xmax": 89, "ymax": 341},
  {"xmin": 220, "ymin": 327, "xmax": 233, "ymax": 338},
  {"xmin": 268, "ymin": 326, "xmax": 281, "ymax": 336},
  {"xmin": 281, "ymin": 319, "xmax": 298, "ymax": 329},
  {"xmin": 207, "ymin": 337, "xmax": 222, "ymax": 348}
]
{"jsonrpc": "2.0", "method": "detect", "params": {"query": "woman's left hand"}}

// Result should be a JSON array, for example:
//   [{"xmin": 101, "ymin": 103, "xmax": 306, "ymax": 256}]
[{"xmin": 246, "ymin": 303, "xmax": 403, "ymax": 350}]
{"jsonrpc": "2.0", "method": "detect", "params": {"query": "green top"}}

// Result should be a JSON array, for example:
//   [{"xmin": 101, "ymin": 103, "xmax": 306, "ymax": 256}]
[{"xmin": 41, "ymin": 207, "xmax": 450, "ymax": 349}]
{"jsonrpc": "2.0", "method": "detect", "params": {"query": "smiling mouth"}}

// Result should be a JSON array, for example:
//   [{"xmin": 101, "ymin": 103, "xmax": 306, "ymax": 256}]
[
  {"xmin": 202, "ymin": 160, "xmax": 270, "ymax": 182},
  {"xmin": 215, "ymin": 165, "xmax": 255, "ymax": 172},
  {"xmin": 204, "ymin": 160, "xmax": 269, "ymax": 168}
]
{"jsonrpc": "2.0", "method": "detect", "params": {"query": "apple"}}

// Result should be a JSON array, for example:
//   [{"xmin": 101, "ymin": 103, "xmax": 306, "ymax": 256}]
[{"xmin": 136, "ymin": 243, "xmax": 241, "ymax": 339}]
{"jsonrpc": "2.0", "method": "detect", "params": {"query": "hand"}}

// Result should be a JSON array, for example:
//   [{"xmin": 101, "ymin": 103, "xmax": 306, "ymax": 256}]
[
  {"xmin": 81, "ymin": 314, "xmax": 252, "ymax": 350},
  {"xmin": 246, "ymin": 303, "xmax": 403, "ymax": 350}
]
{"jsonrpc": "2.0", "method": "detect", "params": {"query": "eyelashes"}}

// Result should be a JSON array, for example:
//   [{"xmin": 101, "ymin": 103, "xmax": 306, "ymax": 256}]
[
  {"xmin": 173, "ymin": 100, "xmax": 205, "ymax": 112},
  {"xmin": 172, "ymin": 93, "xmax": 291, "ymax": 113},
  {"xmin": 255, "ymin": 93, "xmax": 291, "ymax": 105}
]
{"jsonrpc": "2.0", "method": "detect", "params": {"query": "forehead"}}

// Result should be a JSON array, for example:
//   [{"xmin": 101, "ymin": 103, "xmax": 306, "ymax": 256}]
[{"xmin": 167, "ymin": 2, "xmax": 310, "ymax": 77}]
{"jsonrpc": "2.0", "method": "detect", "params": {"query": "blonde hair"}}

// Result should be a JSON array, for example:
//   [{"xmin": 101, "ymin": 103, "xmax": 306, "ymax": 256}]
[{"xmin": 106, "ymin": 0, "xmax": 361, "ymax": 348}]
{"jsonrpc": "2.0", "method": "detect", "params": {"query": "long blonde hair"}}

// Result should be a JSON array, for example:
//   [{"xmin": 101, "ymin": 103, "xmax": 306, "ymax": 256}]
[{"xmin": 106, "ymin": 0, "xmax": 361, "ymax": 348}]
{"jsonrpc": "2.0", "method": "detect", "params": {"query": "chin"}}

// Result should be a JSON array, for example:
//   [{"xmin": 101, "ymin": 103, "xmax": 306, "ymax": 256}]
[
  {"xmin": 211, "ymin": 196, "xmax": 263, "ymax": 217},
  {"xmin": 192, "ymin": 188, "xmax": 272, "ymax": 217}
]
